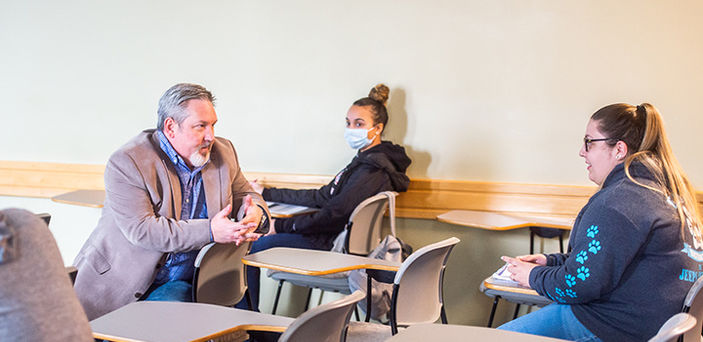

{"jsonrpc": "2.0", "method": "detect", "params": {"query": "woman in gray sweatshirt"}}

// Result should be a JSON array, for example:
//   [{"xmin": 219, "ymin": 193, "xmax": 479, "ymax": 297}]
[{"xmin": 499, "ymin": 103, "xmax": 703, "ymax": 342}]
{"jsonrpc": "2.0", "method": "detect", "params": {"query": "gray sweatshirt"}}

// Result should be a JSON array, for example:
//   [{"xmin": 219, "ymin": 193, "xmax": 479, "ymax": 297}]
[{"xmin": 530, "ymin": 162, "xmax": 702, "ymax": 342}]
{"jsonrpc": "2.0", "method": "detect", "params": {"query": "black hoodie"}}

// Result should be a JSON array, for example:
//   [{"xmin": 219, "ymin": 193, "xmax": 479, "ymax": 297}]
[{"xmin": 263, "ymin": 141, "xmax": 411, "ymax": 249}]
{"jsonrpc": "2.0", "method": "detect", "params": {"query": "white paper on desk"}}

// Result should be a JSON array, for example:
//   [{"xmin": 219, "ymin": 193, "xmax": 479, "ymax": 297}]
[
  {"xmin": 266, "ymin": 202, "xmax": 317, "ymax": 216},
  {"xmin": 488, "ymin": 263, "xmax": 520, "ymax": 287}
]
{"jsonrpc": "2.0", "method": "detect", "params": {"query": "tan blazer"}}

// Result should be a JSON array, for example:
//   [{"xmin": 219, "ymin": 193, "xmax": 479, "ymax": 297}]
[{"xmin": 73, "ymin": 130, "xmax": 267, "ymax": 320}]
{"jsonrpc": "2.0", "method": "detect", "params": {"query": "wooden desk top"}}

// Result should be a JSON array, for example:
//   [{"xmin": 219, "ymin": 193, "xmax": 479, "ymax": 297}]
[
  {"xmin": 47, "ymin": 191, "xmax": 319, "ymax": 218},
  {"xmin": 437, "ymin": 210, "xmax": 573, "ymax": 231},
  {"xmin": 90, "ymin": 301, "xmax": 294, "ymax": 342},
  {"xmin": 482, "ymin": 277, "xmax": 541, "ymax": 296},
  {"xmin": 242, "ymin": 247, "xmax": 401, "ymax": 275},
  {"xmin": 51, "ymin": 189, "xmax": 105, "ymax": 208},
  {"xmin": 387, "ymin": 323, "xmax": 569, "ymax": 341}
]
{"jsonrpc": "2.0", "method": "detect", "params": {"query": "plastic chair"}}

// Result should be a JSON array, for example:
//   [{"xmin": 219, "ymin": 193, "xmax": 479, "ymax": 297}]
[
  {"xmin": 648, "ymin": 313, "xmax": 697, "ymax": 342},
  {"xmin": 529, "ymin": 227, "xmax": 566, "ymax": 254},
  {"xmin": 36, "ymin": 213, "xmax": 51, "ymax": 225},
  {"xmin": 681, "ymin": 275, "xmax": 703, "ymax": 341},
  {"xmin": 270, "ymin": 191, "xmax": 398, "ymax": 314},
  {"xmin": 480, "ymin": 225, "xmax": 565, "ymax": 326},
  {"xmin": 192, "ymin": 241, "xmax": 252, "ymax": 307},
  {"xmin": 479, "ymin": 280, "xmax": 552, "ymax": 327},
  {"xmin": 278, "ymin": 290, "xmax": 365, "ymax": 342},
  {"xmin": 347, "ymin": 237, "xmax": 461, "ymax": 339},
  {"xmin": 389, "ymin": 237, "xmax": 460, "ymax": 334}
]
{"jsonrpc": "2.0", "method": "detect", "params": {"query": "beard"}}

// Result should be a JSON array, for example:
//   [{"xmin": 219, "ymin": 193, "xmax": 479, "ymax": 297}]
[{"xmin": 189, "ymin": 145, "xmax": 211, "ymax": 168}]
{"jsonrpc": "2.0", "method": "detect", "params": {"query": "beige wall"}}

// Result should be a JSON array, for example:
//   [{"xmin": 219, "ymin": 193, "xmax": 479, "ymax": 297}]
[
  {"xmin": 2, "ymin": 0, "xmax": 701, "ymax": 185},
  {"xmin": 1, "ymin": 0, "xmax": 702, "ymax": 327}
]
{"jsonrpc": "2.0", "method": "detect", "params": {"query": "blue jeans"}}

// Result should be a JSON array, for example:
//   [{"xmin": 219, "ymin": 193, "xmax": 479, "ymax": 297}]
[
  {"xmin": 498, "ymin": 304, "xmax": 602, "ymax": 342},
  {"xmin": 236, "ymin": 233, "xmax": 325, "ymax": 311},
  {"xmin": 142, "ymin": 280, "xmax": 193, "ymax": 302}
]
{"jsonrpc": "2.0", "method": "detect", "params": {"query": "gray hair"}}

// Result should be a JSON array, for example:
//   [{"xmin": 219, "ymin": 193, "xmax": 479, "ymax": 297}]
[{"xmin": 157, "ymin": 83, "xmax": 215, "ymax": 130}]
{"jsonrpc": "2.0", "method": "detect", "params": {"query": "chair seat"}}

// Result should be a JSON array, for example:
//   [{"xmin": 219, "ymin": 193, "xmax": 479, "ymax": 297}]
[
  {"xmin": 346, "ymin": 321, "xmax": 398, "ymax": 342},
  {"xmin": 270, "ymin": 271, "xmax": 352, "ymax": 293}
]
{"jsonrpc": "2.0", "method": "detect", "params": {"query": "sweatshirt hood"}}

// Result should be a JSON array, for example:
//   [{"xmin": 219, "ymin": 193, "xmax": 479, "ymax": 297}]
[{"xmin": 356, "ymin": 141, "xmax": 411, "ymax": 192}]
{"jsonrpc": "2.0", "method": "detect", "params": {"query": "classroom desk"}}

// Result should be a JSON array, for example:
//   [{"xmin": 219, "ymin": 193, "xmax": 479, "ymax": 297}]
[
  {"xmin": 90, "ymin": 301, "xmax": 294, "ymax": 342},
  {"xmin": 242, "ymin": 247, "xmax": 400, "ymax": 275},
  {"xmin": 266, "ymin": 201, "xmax": 319, "ymax": 218},
  {"xmin": 436, "ymin": 210, "xmax": 573, "ymax": 231},
  {"xmin": 482, "ymin": 277, "xmax": 541, "ymax": 297},
  {"xmin": 51, "ymin": 189, "xmax": 105, "ymax": 208},
  {"xmin": 386, "ymin": 323, "xmax": 569, "ymax": 342},
  {"xmin": 49, "ymin": 191, "xmax": 312, "ymax": 220},
  {"xmin": 242, "ymin": 247, "xmax": 401, "ymax": 321},
  {"xmin": 480, "ymin": 277, "xmax": 551, "ymax": 327}
]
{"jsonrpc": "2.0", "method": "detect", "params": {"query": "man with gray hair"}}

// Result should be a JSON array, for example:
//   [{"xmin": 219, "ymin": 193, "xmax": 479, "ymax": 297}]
[{"xmin": 73, "ymin": 83, "xmax": 269, "ymax": 320}]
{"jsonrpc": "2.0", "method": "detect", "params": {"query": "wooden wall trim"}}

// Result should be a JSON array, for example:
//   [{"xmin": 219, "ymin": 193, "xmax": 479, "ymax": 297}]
[
  {"xmin": 2, "ymin": 160, "xmax": 701, "ymax": 220},
  {"xmin": 0, "ymin": 161, "xmax": 105, "ymax": 198}
]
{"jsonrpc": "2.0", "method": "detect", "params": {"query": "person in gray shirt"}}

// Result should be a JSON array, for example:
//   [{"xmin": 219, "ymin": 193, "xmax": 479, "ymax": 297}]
[{"xmin": 0, "ymin": 208, "xmax": 92, "ymax": 341}]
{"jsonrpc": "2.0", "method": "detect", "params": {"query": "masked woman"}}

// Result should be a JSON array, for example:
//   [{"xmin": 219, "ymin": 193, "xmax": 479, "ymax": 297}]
[
  {"xmin": 242, "ymin": 84, "xmax": 411, "ymax": 311},
  {"xmin": 499, "ymin": 103, "xmax": 703, "ymax": 342}
]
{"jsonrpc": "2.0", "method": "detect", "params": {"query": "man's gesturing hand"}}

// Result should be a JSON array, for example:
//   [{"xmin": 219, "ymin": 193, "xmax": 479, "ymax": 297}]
[{"xmin": 210, "ymin": 204, "xmax": 257, "ymax": 244}]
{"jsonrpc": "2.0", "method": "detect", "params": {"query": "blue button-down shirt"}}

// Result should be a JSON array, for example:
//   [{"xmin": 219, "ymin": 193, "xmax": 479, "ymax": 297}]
[{"xmin": 153, "ymin": 130, "xmax": 209, "ymax": 285}]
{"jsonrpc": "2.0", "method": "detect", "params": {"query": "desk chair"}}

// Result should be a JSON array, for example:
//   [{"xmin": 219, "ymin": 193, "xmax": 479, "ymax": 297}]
[
  {"xmin": 681, "ymin": 275, "xmax": 703, "ymax": 341},
  {"xmin": 648, "ymin": 313, "xmax": 697, "ymax": 342},
  {"xmin": 90, "ymin": 291, "xmax": 364, "ymax": 342},
  {"xmin": 479, "ymin": 280, "xmax": 551, "ymax": 327},
  {"xmin": 269, "ymin": 191, "xmax": 398, "ymax": 315},
  {"xmin": 529, "ymin": 227, "xmax": 567, "ymax": 254},
  {"xmin": 508, "ymin": 225, "xmax": 566, "ymax": 323},
  {"xmin": 193, "ymin": 241, "xmax": 252, "ymax": 307},
  {"xmin": 36, "ymin": 212, "xmax": 51, "ymax": 225},
  {"xmin": 347, "ymin": 237, "xmax": 460, "ymax": 340},
  {"xmin": 278, "ymin": 290, "xmax": 365, "ymax": 342}
]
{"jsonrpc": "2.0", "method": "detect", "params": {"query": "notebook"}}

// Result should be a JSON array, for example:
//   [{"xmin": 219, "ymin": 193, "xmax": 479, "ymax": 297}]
[
  {"xmin": 487, "ymin": 262, "xmax": 520, "ymax": 287},
  {"xmin": 266, "ymin": 201, "xmax": 319, "ymax": 217}
]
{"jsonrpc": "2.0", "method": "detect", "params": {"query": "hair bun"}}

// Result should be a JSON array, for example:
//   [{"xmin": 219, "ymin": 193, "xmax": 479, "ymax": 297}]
[{"xmin": 368, "ymin": 84, "xmax": 389, "ymax": 105}]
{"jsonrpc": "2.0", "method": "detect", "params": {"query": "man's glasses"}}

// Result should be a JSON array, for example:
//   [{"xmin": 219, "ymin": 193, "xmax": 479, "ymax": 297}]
[{"xmin": 583, "ymin": 137, "xmax": 616, "ymax": 152}]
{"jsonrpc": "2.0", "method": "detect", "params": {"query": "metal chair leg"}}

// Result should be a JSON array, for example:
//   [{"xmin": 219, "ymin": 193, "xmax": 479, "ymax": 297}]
[
  {"xmin": 354, "ymin": 306, "xmax": 360, "ymax": 321},
  {"xmin": 303, "ymin": 287, "xmax": 313, "ymax": 311},
  {"xmin": 559, "ymin": 234, "xmax": 565, "ymax": 253},
  {"xmin": 390, "ymin": 284, "xmax": 400, "ymax": 335},
  {"xmin": 487, "ymin": 296, "xmax": 501, "ymax": 327},
  {"xmin": 245, "ymin": 288, "xmax": 253, "ymax": 310},
  {"xmin": 440, "ymin": 304, "xmax": 448, "ymax": 324},
  {"xmin": 365, "ymin": 274, "xmax": 372, "ymax": 322},
  {"xmin": 513, "ymin": 304, "xmax": 521, "ymax": 319},
  {"xmin": 272, "ymin": 280, "xmax": 284, "ymax": 314}
]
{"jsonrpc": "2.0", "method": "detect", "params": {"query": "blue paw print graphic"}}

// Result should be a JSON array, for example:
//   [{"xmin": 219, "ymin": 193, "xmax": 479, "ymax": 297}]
[
  {"xmin": 575, "ymin": 250, "xmax": 589, "ymax": 264},
  {"xmin": 555, "ymin": 287, "xmax": 564, "ymax": 297},
  {"xmin": 565, "ymin": 289, "xmax": 577, "ymax": 298},
  {"xmin": 588, "ymin": 240, "xmax": 602, "ymax": 254},
  {"xmin": 586, "ymin": 225, "xmax": 599, "ymax": 238},
  {"xmin": 565, "ymin": 274, "xmax": 577, "ymax": 287},
  {"xmin": 577, "ymin": 266, "xmax": 590, "ymax": 281}
]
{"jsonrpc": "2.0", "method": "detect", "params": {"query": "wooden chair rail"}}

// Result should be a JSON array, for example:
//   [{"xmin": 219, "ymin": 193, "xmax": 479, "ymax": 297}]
[{"xmin": 2, "ymin": 160, "xmax": 701, "ymax": 220}]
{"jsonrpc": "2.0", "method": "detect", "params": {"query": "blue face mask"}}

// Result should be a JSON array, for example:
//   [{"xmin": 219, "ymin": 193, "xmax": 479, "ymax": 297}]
[{"xmin": 344, "ymin": 127, "xmax": 376, "ymax": 150}]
